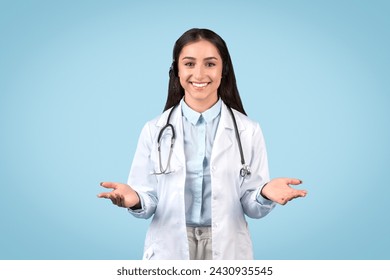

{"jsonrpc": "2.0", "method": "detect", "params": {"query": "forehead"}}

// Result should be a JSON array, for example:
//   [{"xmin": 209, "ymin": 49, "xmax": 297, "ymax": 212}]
[{"xmin": 179, "ymin": 39, "xmax": 221, "ymax": 59}]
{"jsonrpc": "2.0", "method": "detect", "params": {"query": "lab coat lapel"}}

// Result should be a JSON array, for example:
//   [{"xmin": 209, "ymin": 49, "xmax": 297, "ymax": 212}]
[
  {"xmin": 154, "ymin": 103, "xmax": 185, "ymax": 173},
  {"xmin": 171, "ymin": 104, "xmax": 186, "ymax": 166},
  {"xmin": 211, "ymin": 103, "xmax": 243, "ymax": 163},
  {"xmin": 156, "ymin": 103, "xmax": 185, "ymax": 168}
]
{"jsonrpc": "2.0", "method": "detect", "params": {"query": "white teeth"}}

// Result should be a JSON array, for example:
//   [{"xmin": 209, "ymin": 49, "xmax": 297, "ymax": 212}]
[{"xmin": 192, "ymin": 82, "xmax": 208, "ymax": 88}]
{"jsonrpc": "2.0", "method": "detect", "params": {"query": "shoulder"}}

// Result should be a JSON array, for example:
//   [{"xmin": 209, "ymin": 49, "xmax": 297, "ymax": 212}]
[
  {"xmin": 221, "ymin": 102, "xmax": 261, "ymax": 132},
  {"xmin": 234, "ymin": 109, "xmax": 258, "ymax": 125},
  {"xmin": 145, "ymin": 107, "xmax": 174, "ymax": 127},
  {"xmin": 141, "ymin": 105, "xmax": 180, "ymax": 136}
]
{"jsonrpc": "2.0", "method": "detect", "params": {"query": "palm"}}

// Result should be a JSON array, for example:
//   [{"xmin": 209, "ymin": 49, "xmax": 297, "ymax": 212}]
[
  {"xmin": 98, "ymin": 182, "xmax": 140, "ymax": 208},
  {"xmin": 261, "ymin": 178, "xmax": 307, "ymax": 205}
]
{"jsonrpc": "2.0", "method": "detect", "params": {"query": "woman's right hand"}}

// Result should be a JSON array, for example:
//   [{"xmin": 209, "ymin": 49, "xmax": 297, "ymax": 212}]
[{"xmin": 97, "ymin": 182, "xmax": 141, "ymax": 209}]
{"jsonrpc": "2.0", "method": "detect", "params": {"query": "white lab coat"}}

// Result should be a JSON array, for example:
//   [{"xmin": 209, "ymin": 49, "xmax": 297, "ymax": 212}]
[{"xmin": 128, "ymin": 101, "xmax": 276, "ymax": 260}]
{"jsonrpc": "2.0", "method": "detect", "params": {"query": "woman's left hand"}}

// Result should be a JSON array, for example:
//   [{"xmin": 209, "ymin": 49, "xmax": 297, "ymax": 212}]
[{"xmin": 260, "ymin": 178, "xmax": 307, "ymax": 205}]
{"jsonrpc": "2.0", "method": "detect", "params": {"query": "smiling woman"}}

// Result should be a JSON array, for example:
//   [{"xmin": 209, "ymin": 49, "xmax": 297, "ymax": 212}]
[
  {"xmin": 164, "ymin": 29, "xmax": 246, "ymax": 116},
  {"xmin": 177, "ymin": 40, "xmax": 223, "ymax": 112},
  {"xmin": 97, "ymin": 28, "xmax": 307, "ymax": 260}
]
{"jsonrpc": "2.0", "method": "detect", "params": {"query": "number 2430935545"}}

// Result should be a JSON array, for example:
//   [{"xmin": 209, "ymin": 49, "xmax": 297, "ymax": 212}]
[{"xmin": 209, "ymin": 266, "xmax": 273, "ymax": 276}]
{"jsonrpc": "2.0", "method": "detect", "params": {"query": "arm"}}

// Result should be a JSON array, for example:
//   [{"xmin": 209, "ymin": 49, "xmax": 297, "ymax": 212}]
[
  {"xmin": 240, "ymin": 123, "xmax": 276, "ymax": 218},
  {"xmin": 240, "ymin": 123, "xmax": 308, "ymax": 218},
  {"xmin": 97, "ymin": 122, "xmax": 159, "ymax": 219},
  {"xmin": 126, "ymin": 122, "xmax": 159, "ymax": 218}
]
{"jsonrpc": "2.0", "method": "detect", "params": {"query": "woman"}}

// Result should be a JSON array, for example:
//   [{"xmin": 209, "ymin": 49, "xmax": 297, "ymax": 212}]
[{"xmin": 98, "ymin": 28, "xmax": 307, "ymax": 260}]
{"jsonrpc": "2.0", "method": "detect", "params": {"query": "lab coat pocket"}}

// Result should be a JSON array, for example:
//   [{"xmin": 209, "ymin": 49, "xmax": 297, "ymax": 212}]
[{"xmin": 143, "ymin": 246, "xmax": 154, "ymax": 260}]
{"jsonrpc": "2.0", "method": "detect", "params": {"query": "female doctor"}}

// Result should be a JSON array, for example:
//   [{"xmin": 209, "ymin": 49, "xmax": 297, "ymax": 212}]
[{"xmin": 98, "ymin": 28, "xmax": 307, "ymax": 260}]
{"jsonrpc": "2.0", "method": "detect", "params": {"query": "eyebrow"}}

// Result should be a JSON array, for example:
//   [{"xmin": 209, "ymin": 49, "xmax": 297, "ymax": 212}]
[{"xmin": 181, "ymin": 56, "xmax": 219, "ymax": 61}]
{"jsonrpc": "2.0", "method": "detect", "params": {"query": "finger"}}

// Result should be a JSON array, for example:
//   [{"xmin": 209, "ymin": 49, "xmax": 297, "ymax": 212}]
[
  {"xmin": 291, "ymin": 189, "xmax": 308, "ymax": 199},
  {"xmin": 97, "ymin": 192, "xmax": 112, "ymax": 199},
  {"xmin": 299, "ymin": 190, "xmax": 308, "ymax": 197},
  {"xmin": 100, "ymin": 182, "xmax": 119, "ymax": 190}
]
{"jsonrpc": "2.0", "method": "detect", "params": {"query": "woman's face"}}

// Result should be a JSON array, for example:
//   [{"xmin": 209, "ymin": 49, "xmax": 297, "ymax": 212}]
[{"xmin": 177, "ymin": 39, "xmax": 223, "ymax": 112}]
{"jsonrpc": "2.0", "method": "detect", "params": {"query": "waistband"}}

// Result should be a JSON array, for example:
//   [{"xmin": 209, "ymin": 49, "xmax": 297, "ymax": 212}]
[{"xmin": 186, "ymin": 226, "xmax": 212, "ymax": 241}]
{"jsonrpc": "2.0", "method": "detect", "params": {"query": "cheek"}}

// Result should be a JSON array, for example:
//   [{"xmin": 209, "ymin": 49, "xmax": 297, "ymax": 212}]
[
  {"xmin": 213, "ymin": 79, "xmax": 222, "ymax": 90},
  {"xmin": 211, "ymin": 72, "xmax": 223, "ymax": 86},
  {"xmin": 178, "ymin": 74, "xmax": 186, "ymax": 84},
  {"xmin": 177, "ymin": 68, "xmax": 188, "ymax": 80},
  {"xmin": 212, "ymin": 68, "xmax": 223, "ymax": 82}
]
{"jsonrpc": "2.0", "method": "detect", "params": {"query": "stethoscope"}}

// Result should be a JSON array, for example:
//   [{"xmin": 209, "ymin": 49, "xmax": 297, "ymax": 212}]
[{"xmin": 154, "ymin": 104, "xmax": 251, "ymax": 178}]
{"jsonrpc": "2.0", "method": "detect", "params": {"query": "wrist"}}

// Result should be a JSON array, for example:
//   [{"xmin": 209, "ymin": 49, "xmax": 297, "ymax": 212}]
[
  {"xmin": 129, "ymin": 191, "xmax": 142, "ymax": 210},
  {"xmin": 260, "ymin": 183, "xmax": 270, "ymax": 200}
]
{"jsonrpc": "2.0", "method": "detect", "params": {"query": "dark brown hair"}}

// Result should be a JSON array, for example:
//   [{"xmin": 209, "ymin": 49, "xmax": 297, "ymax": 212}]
[{"xmin": 163, "ymin": 28, "xmax": 247, "ymax": 115}]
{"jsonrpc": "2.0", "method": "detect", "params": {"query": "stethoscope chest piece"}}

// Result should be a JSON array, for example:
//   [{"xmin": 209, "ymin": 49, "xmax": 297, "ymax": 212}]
[{"xmin": 240, "ymin": 165, "xmax": 251, "ymax": 178}]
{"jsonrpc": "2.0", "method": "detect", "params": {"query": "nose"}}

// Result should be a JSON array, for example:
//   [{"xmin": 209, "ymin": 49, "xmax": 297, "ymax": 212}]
[{"xmin": 193, "ymin": 65, "xmax": 205, "ymax": 80}]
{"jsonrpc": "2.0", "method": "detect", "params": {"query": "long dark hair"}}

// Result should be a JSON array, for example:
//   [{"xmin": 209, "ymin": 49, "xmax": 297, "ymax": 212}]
[{"xmin": 163, "ymin": 28, "xmax": 247, "ymax": 115}]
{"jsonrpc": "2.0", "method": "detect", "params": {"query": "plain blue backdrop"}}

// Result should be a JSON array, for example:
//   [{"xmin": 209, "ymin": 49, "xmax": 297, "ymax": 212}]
[{"xmin": 1, "ymin": 0, "xmax": 389, "ymax": 259}]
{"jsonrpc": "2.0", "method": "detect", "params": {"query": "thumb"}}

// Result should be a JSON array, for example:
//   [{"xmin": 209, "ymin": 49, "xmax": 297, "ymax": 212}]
[{"xmin": 282, "ymin": 178, "xmax": 302, "ymax": 186}]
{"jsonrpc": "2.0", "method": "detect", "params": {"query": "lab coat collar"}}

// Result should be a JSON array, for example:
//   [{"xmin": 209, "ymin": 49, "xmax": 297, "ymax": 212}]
[{"xmin": 221, "ymin": 103, "xmax": 245, "ymax": 132}]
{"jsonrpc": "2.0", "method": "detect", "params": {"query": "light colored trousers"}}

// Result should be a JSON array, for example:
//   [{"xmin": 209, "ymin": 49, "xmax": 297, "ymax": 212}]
[{"xmin": 186, "ymin": 226, "xmax": 212, "ymax": 260}]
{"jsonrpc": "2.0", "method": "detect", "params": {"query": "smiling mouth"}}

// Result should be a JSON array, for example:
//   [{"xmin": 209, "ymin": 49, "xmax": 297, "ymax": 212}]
[{"xmin": 191, "ymin": 82, "xmax": 209, "ymax": 88}]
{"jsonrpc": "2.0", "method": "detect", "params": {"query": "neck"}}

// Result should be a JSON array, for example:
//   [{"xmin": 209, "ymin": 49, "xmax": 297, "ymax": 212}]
[{"xmin": 183, "ymin": 96, "xmax": 218, "ymax": 113}]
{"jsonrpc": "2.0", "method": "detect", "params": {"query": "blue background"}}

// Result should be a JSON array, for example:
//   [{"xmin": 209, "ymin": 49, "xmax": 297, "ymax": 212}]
[{"xmin": 1, "ymin": 0, "xmax": 389, "ymax": 259}]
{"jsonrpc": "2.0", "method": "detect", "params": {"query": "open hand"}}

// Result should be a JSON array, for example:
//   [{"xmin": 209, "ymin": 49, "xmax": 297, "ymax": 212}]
[
  {"xmin": 97, "ymin": 182, "xmax": 141, "ymax": 208},
  {"xmin": 261, "ymin": 178, "xmax": 307, "ymax": 205}
]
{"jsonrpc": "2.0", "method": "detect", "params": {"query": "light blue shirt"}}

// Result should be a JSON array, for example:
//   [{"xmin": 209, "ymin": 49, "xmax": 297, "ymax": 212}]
[{"xmin": 181, "ymin": 98, "xmax": 222, "ymax": 227}]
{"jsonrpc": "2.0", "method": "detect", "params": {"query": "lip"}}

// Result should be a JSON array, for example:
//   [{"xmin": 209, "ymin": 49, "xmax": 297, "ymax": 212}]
[{"xmin": 190, "ymin": 82, "xmax": 210, "ymax": 88}]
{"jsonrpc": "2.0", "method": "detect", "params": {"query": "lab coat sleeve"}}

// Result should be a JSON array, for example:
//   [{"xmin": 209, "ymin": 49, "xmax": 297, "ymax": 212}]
[
  {"xmin": 127, "ymin": 122, "xmax": 158, "ymax": 219},
  {"xmin": 240, "ymin": 122, "xmax": 276, "ymax": 218}
]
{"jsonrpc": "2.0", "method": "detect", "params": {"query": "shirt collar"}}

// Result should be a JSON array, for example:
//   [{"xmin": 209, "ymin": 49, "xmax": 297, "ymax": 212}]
[{"xmin": 181, "ymin": 98, "xmax": 222, "ymax": 125}]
